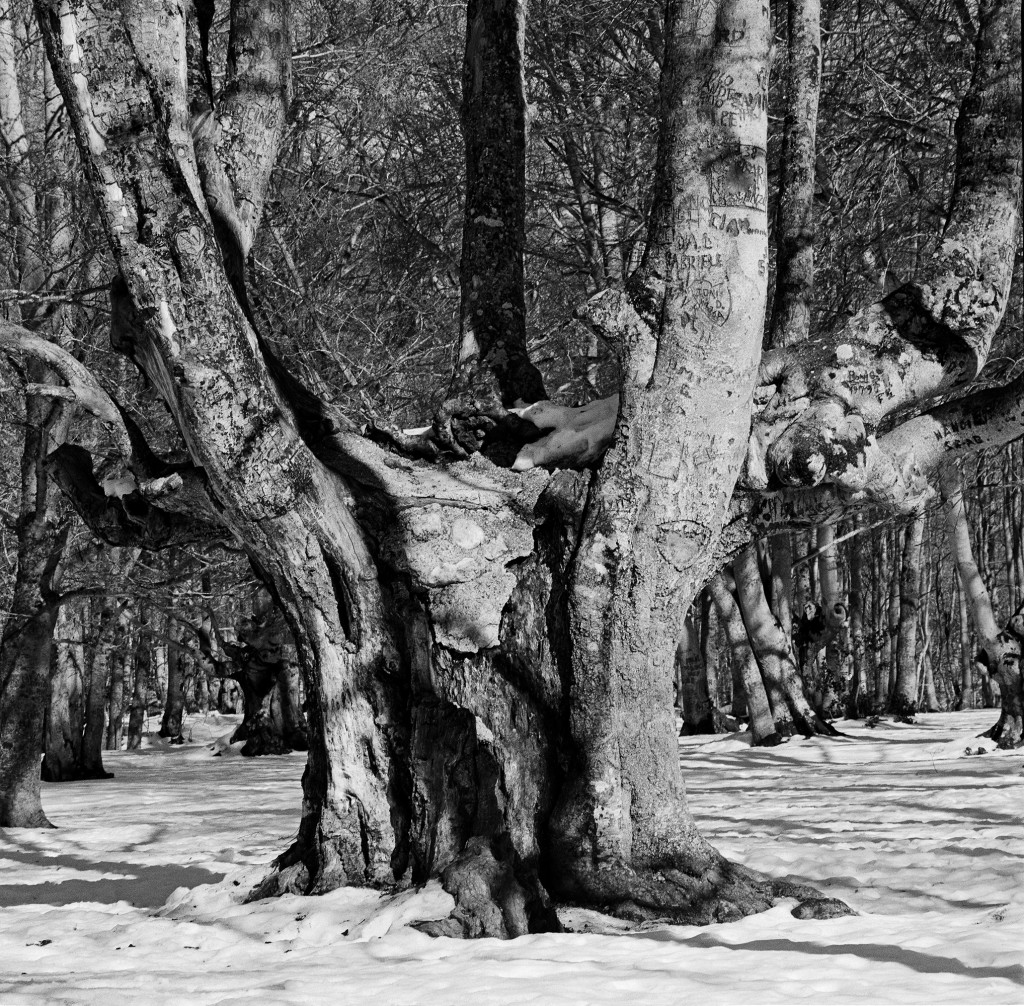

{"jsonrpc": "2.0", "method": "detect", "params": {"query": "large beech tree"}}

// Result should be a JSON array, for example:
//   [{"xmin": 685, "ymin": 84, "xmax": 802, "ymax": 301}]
[{"xmin": 0, "ymin": 0, "xmax": 1020, "ymax": 936}]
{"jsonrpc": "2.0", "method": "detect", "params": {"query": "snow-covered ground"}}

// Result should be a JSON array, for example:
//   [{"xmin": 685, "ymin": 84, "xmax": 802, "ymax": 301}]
[{"xmin": 1, "ymin": 711, "xmax": 1022, "ymax": 1005}]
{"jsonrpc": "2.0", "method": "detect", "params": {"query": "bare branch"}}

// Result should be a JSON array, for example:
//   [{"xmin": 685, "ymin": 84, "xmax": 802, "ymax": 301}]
[{"xmin": 0, "ymin": 319, "xmax": 133, "ymax": 459}]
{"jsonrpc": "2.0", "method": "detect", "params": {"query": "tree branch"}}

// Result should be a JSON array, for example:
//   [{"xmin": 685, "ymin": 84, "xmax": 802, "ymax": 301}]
[{"xmin": 46, "ymin": 443, "xmax": 230, "ymax": 551}]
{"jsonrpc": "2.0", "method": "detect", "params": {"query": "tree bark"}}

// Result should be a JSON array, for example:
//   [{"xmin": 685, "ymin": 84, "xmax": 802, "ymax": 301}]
[
  {"xmin": 106, "ymin": 627, "xmax": 128, "ymax": 752},
  {"xmin": 814, "ymin": 522, "xmax": 848, "ymax": 716},
  {"xmin": 80, "ymin": 598, "xmax": 113, "ymax": 777},
  {"xmin": 708, "ymin": 574, "xmax": 780, "ymax": 746},
  {"xmin": 677, "ymin": 611, "xmax": 715, "ymax": 734},
  {"xmin": 733, "ymin": 546, "xmax": 837, "ymax": 739},
  {"xmin": 453, "ymin": 0, "xmax": 544, "ymax": 408},
  {"xmin": 42, "ymin": 602, "xmax": 86, "ymax": 781},
  {"xmin": 159, "ymin": 630, "xmax": 186, "ymax": 744},
  {"xmin": 29, "ymin": 0, "xmax": 1021, "ymax": 935},
  {"xmin": 846, "ymin": 516, "xmax": 868, "ymax": 717},
  {"xmin": 891, "ymin": 514, "xmax": 924, "ymax": 718},
  {"xmin": 771, "ymin": 0, "xmax": 821, "ymax": 348},
  {"xmin": 0, "ymin": 3, "xmax": 71, "ymax": 828},
  {"xmin": 942, "ymin": 469, "xmax": 1001, "ymax": 657},
  {"xmin": 126, "ymin": 630, "xmax": 150, "ymax": 751}
]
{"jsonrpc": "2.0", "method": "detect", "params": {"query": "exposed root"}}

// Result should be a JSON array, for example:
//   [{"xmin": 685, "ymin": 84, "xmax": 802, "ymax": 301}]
[
  {"xmin": 791, "ymin": 896, "xmax": 856, "ymax": 919},
  {"xmin": 549, "ymin": 854, "xmax": 849, "ymax": 927},
  {"xmin": 416, "ymin": 837, "xmax": 562, "ymax": 939}
]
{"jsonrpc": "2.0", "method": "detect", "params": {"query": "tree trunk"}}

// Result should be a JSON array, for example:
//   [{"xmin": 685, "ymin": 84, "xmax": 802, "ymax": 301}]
[
  {"xmin": 886, "ymin": 525, "xmax": 902, "ymax": 698},
  {"xmin": 159, "ymin": 623, "xmax": 186, "ymax": 743},
  {"xmin": 33, "ymin": 0, "xmax": 1020, "ymax": 936},
  {"xmin": 106, "ymin": 635, "xmax": 127, "ymax": 751},
  {"xmin": 708, "ymin": 574, "xmax": 780, "ymax": 746},
  {"xmin": 0, "ymin": 4, "xmax": 70, "ymax": 827},
  {"xmin": 733, "ymin": 547, "xmax": 836, "ymax": 738},
  {"xmin": 42, "ymin": 603, "xmax": 86, "ymax": 781},
  {"xmin": 80, "ymin": 600, "xmax": 113, "ymax": 777},
  {"xmin": 846, "ymin": 516, "xmax": 868, "ymax": 717},
  {"xmin": 815, "ymin": 522, "xmax": 848, "ymax": 717},
  {"xmin": 891, "ymin": 514, "xmax": 924, "ymax": 717},
  {"xmin": 942, "ymin": 469, "xmax": 1001, "ymax": 655},
  {"xmin": 126, "ymin": 631, "xmax": 150, "ymax": 751},
  {"xmin": 956, "ymin": 580, "xmax": 973, "ymax": 710},
  {"xmin": 677, "ymin": 611, "xmax": 715, "ymax": 734},
  {"xmin": 986, "ymin": 644, "xmax": 1024, "ymax": 747},
  {"xmin": 771, "ymin": 0, "xmax": 821, "ymax": 349}
]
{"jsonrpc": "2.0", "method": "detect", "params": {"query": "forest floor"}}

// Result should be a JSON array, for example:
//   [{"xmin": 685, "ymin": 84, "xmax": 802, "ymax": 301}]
[{"xmin": 0, "ymin": 710, "xmax": 1021, "ymax": 1005}]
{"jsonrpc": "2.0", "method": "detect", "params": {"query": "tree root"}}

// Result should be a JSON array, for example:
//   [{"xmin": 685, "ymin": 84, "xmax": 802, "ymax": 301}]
[
  {"xmin": 981, "ymin": 711, "xmax": 1023, "ymax": 748},
  {"xmin": 246, "ymin": 834, "xmax": 854, "ymax": 936},
  {"xmin": 416, "ymin": 837, "xmax": 562, "ymax": 939},
  {"xmin": 548, "ymin": 854, "xmax": 851, "ymax": 927}
]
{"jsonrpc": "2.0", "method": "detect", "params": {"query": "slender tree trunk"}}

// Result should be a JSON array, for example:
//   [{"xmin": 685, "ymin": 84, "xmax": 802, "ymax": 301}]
[
  {"xmin": 159, "ymin": 578, "xmax": 186, "ymax": 743},
  {"xmin": 891, "ymin": 514, "xmax": 924, "ymax": 717},
  {"xmin": 453, "ymin": 0, "xmax": 543, "ymax": 408},
  {"xmin": 886, "ymin": 525, "xmax": 902, "ymax": 699},
  {"xmin": 956, "ymin": 580, "xmax": 973, "ymax": 710},
  {"xmin": 708, "ymin": 574, "xmax": 780, "ymax": 746},
  {"xmin": 733, "ymin": 547, "xmax": 836, "ymax": 738},
  {"xmin": 846, "ymin": 517, "xmax": 867, "ymax": 717},
  {"xmin": 942, "ymin": 469, "xmax": 1001, "ymax": 652},
  {"xmin": 815, "ymin": 522, "xmax": 848, "ymax": 717},
  {"xmin": 159, "ymin": 634, "xmax": 186, "ymax": 743},
  {"xmin": 106, "ymin": 632, "xmax": 127, "ymax": 751},
  {"xmin": 769, "ymin": 533, "xmax": 794, "ymax": 639},
  {"xmin": 771, "ymin": 0, "xmax": 821, "ymax": 349},
  {"xmin": 126, "ymin": 630, "xmax": 150, "ymax": 751},
  {"xmin": 80, "ymin": 599, "xmax": 113, "ymax": 777},
  {"xmin": 678, "ymin": 611, "xmax": 715, "ymax": 734}
]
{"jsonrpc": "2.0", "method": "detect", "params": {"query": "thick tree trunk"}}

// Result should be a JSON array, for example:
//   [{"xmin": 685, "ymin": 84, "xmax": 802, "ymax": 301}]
[
  {"xmin": 45, "ymin": 0, "xmax": 1024, "ymax": 935},
  {"xmin": 42, "ymin": 603, "xmax": 86, "ymax": 781},
  {"xmin": 0, "ymin": 590, "xmax": 58, "ymax": 826},
  {"xmin": 0, "ymin": 5, "xmax": 71, "ymax": 828},
  {"xmin": 543, "ymin": 1, "xmax": 799, "ymax": 923},
  {"xmin": 986, "ymin": 644, "xmax": 1024, "ymax": 747},
  {"xmin": 225, "ymin": 653, "xmax": 308, "ymax": 757}
]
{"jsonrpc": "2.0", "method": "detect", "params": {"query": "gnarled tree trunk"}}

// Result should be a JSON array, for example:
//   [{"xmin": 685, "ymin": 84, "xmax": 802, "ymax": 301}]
[{"xmin": 16, "ymin": 0, "xmax": 1019, "ymax": 938}]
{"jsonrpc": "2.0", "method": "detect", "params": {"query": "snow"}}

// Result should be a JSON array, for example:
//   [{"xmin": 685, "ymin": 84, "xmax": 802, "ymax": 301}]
[{"xmin": 2, "ymin": 711, "xmax": 1022, "ymax": 1005}]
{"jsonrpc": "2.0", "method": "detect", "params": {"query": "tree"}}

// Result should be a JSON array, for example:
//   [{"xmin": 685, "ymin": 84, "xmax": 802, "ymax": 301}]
[{"xmin": 0, "ymin": 0, "xmax": 1019, "ymax": 938}]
